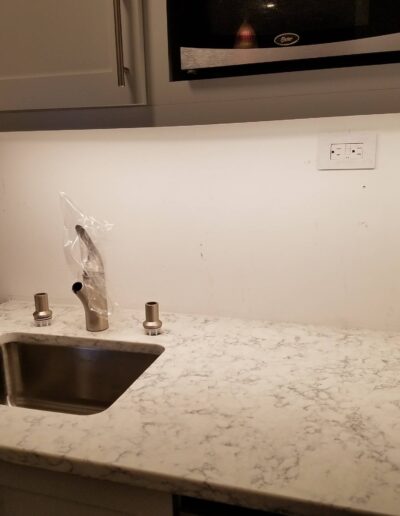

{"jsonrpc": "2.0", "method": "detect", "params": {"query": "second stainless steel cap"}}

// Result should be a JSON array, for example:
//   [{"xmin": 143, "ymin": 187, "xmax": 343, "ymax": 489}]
[
  {"xmin": 143, "ymin": 302, "xmax": 162, "ymax": 335},
  {"xmin": 33, "ymin": 292, "xmax": 53, "ymax": 327}
]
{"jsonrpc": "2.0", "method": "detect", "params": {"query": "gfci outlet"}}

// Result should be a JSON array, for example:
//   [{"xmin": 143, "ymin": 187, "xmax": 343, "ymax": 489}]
[{"xmin": 318, "ymin": 132, "xmax": 377, "ymax": 170}]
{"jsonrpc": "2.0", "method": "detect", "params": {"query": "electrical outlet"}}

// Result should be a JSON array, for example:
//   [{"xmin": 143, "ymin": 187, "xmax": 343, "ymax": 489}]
[
  {"xmin": 330, "ymin": 143, "xmax": 364, "ymax": 161},
  {"xmin": 318, "ymin": 132, "xmax": 376, "ymax": 170}
]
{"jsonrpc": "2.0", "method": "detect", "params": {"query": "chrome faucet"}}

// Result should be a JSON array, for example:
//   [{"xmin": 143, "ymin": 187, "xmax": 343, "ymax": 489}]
[{"xmin": 72, "ymin": 225, "xmax": 109, "ymax": 332}]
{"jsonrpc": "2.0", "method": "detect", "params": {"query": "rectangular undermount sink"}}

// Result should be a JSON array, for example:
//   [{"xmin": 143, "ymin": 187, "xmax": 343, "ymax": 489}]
[{"xmin": 0, "ymin": 334, "xmax": 164, "ymax": 416}]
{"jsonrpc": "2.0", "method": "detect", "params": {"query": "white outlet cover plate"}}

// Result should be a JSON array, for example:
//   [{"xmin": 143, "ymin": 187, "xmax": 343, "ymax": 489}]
[{"xmin": 318, "ymin": 132, "xmax": 377, "ymax": 170}]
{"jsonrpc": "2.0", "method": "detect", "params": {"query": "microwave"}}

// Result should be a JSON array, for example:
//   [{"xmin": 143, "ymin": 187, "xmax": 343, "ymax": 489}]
[{"xmin": 167, "ymin": 0, "xmax": 400, "ymax": 81}]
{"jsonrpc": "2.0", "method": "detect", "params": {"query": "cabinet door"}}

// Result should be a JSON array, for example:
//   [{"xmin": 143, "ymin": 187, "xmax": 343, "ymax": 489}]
[
  {"xmin": 0, "ymin": 460, "xmax": 173, "ymax": 516},
  {"xmin": 0, "ymin": 0, "xmax": 146, "ymax": 110}
]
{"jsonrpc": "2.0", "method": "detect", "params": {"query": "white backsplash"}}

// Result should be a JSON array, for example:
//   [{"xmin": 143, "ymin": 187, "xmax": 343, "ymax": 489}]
[{"xmin": 0, "ymin": 113, "xmax": 400, "ymax": 330}]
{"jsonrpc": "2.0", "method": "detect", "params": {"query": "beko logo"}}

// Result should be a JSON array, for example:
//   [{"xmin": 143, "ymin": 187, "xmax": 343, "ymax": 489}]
[{"xmin": 274, "ymin": 33, "xmax": 300, "ymax": 46}]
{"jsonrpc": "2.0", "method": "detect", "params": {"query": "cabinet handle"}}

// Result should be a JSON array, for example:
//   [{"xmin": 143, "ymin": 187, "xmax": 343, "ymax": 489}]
[{"xmin": 113, "ymin": 0, "xmax": 126, "ymax": 87}]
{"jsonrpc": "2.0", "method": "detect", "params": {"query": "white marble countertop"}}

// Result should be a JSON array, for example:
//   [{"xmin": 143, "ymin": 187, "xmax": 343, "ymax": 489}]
[{"xmin": 0, "ymin": 300, "xmax": 400, "ymax": 515}]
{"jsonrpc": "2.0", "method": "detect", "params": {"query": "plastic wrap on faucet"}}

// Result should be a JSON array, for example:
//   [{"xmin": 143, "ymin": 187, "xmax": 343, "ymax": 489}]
[{"xmin": 60, "ymin": 192, "xmax": 113, "ymax": 316}]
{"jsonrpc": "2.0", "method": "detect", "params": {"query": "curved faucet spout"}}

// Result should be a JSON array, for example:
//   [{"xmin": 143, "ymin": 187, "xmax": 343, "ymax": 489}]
[{"xmin": 72, "ymin": 225, "xmax": 109, "ymax": 332}]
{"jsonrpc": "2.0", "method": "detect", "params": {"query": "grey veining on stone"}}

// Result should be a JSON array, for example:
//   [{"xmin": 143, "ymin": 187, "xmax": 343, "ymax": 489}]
[{"xmin": 1, "ymin": 300, "xmax": 400, "ymax": 515}]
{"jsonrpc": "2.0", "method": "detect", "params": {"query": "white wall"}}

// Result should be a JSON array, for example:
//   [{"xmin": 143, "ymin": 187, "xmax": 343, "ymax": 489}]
[{"xmin": 0, "ymin": 114, "xmax": 400, "ymax": 331}]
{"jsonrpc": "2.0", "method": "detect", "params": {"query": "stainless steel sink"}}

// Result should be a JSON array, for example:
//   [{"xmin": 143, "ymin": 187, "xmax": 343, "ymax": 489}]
[{"xmin": 0, "ymin": 335, "xmax": 164, "ymax": 415}]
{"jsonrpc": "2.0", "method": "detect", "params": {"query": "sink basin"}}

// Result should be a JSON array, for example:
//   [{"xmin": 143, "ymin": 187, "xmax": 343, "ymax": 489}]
[{"xmin": 0, "ymin": 335, "xmax": 164, "ymax": 415}]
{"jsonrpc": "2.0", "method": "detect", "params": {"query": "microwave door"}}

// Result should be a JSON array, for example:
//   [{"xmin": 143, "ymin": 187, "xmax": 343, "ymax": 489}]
[{"xmin": 168, "ymin": 0, "xmax": 400, "ymax": 79}]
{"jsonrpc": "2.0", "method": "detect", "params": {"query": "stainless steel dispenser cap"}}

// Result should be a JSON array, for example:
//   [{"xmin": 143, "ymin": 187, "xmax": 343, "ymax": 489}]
[
  {"xmin": 143, "ymin": 302, "xmax": 162, "ymax": 336},
  {"xmin": 33, "ymin": 292, "xmax": 53, "ymax": 327}
]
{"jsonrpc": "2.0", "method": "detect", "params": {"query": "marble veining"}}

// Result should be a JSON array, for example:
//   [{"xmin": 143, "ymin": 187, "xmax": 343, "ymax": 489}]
[{"xmin": 1, "ymin": 300, "xmax": 400, "ymax": 515}]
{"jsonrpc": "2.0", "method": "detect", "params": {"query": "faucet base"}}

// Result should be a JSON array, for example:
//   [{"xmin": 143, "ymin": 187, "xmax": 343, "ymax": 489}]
[{"xmin": 72, "ymin": 281, "xmax": 109, "ymax": 332}]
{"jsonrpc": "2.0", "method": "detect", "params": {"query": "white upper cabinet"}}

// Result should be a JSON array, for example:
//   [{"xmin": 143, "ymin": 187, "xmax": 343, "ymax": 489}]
[{"xmin": 0, "ymin": 0, "xmax": 146, "ymax": 110}]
